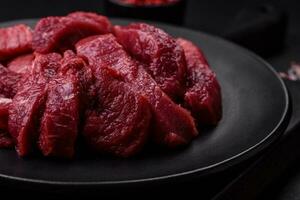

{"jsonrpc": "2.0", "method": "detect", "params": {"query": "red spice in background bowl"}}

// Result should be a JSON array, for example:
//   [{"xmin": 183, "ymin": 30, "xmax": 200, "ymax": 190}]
[
  {"xmin": 119, "ymin": 0, "xmax": 180, "ymax": 6},
  {"xmin": 104, "ymin": 0, "xmax": 186, "ymax": 25}
]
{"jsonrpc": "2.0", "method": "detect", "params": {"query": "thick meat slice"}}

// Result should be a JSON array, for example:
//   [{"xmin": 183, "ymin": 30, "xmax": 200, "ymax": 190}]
[
  {"xmin": 177, "ymin": 38, "xmax": 222, "ymax": 125},
  {"xmin": 84, "ymin": 67, "xmax": 151, "ymax": 157},
  {"xmin": 7, "ymin": 53, "xmax": 35, "ymax": 74},
  {"xmin": 60, "ymin": 50, "xmax": 95, "ymax": 114},
  {"xmin": 8, "ymin": 75, "xmax": 47, "ymax": 156},
  {"xmin": 0, "ymin": 24, "xmax": 32, "ymax": 61},
  {"xmin": 8, "ymin": 53, "xmax": 61, "ymax": 156},
  {"xmin": 76, "ymin": 34, "xmax": 197, "ymax": 147},
  {"xmin": 32, "ymin": 12, "xmax": 112, "ymax": 53},
  {"xmin": 0, "ymin": 64, "xmax": 22, "ymax": 98},
  {"xmin": 30, "ymin": 53, "xmax": 62, "ymax": 78},
  {"xmin": 0, "ymin": 97, "xmax": 11, "ymax": 131},
  {"xmin": 38, "ymin": 76, "xmax": 79, "ymax": 158},
  {"xmin": 0, "ymin": 98, "xmax": 14, "ymax": 148},
  {"xmin": 114, "ymin": 23, "xmax": 186, "ymax": 100}
]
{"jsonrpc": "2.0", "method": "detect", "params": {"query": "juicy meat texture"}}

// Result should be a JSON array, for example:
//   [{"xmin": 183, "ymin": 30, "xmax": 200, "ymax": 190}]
[
  {"xmin": 0, "ymin": 24, "xmax": 32, "ymax": 61},
  {"xmin": 177, "ymin": 38, "xmax": 222, "ymax": 125},
  {"xmin": 0, "ymin": 97, "xmax": 12, "ymax": 131},
  {"xmin": 38, "ymin": 52, "xmax": 92, "ymax": 158},
  {"xmin": 8, "ymin": 53, "xmax": 62, "ymax": 156},
  {"xmin": 83, "ymin": 67, "xmax": 151, "ymax": 157},
  {"xmin": 39, "ymin": 75, "xmax": 80, "ymax": 158},
  {"xmin": 8, "ymin": 75, "xmax": 48, "ymax": 156},
  {"xmin": 0, "ymin": 64, "xmax": 22, "ymax": 98},
  {"xmin": 114, "ymin": 23, "xmax": 186, "ymax": 100},
  {"xmin": 32, "ymin": 11, "xmax": 112, "ymax": 53},
  {"xmin": 0, "ymin": 98, "xmax": 14, "ymax": 148},
  {"xmin": 76, "ymin": 34, "xmax": 197, "ymax": 147},
  {"xmin": 7, "ymin": 53, "xmax": 35, "ymax": 74},
  {"xmin": 60, "ymin": 50, "xmax": 95, "ymax": 117},
  {"xmin": 30, "ymin": 53, "xmax": 62, "ymax": 78}
]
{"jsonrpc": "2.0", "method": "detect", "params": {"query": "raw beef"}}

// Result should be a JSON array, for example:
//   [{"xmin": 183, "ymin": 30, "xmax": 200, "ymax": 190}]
[
  {"xmin": 0, "ymin": 64, "xmax": 22, "ymax": 98},
  {"xmin": 32, "ymin": 12, "xmax": 112, "ymax": 53},
  {"xmin": 114, "ymin": 23, "xmax": 186, "ymax": 100},
  {"xmin": 7, "ymin": 53, "xmax": 35, "ymax": 74},
  {"xmin": 83, "ymin": 67, "xmax": 151, "ymax": 157},
  {"xmin": 30, "ymin": 53, "xmax": 62, "ymax": 79},
  {"xmin": 0, "ymin": 98, "xmax": 13, "ymax": 148},
  {"xmin": 177, "ymin": 38, "xmax": 222, "ymax": 125},
  {"xmin": 38, "ymin": 52, "xmax": 93, "ymax": 158},
  {"xmin": 39, "ymin": 75, "xmax": 79, "ymax": 158},
  {"xmin": 8, "ymin": 53, "xmax": 62, "ymax": 156},
  {"xmin": 76, "ymin": 34, "xmax": 197, "ymax": 147},
  {"xmin": 8, "ymin": 75, "xmax": 48, "ymax": 156},
  {"xmin": 0, "ymin": 24, "xmax": 32, "ymax": 61},
  {"xmin": 60, "ymin": 50, "xmax": 95, "ymax": 115},
  {"xmin": 0, "ymin": 97, "xmax": 11, "ymax": 131}
]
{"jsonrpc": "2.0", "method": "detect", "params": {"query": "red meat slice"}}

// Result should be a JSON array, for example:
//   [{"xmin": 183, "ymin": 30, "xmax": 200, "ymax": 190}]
[
  {"xmin": 8, "ymin": 53, "xmax": 62, "ymax": 156},
  {"xmin": 38, "ymin": 75, "xmax": 80, "ymax": 158},
  {"xmin": 84, "ymin": 67, "xmax": 151, "ymax": 157},
  {"xmin": 0, "ymin": 64, "xmax": 22, "ymax": 98},
  {"xmin": 0, "ymin": 97, "xmax": 14, "ymax": 148},
  {"xmin": 8, "ymin": 75, "xmax": 48, "ymax": 156},
  {"xmin": 0, "ymin": 24, "xmax": 32, "ymax": 61},
  {"xmin": 30, "ymin": 53, "xmax": 62, "ymax": 79},
  {"xmin": 32, "ymin": 11, "xmax": 112, "ymax": 53},
  {"xmin": 38, "ymin": 52, "xmax": 93, "ymax": 158},
  {"xmin": 0, "ymin": 97, "xmax": 11, "ymax": 131},
  {"xmin": 177, "ymin": 38, "xmax": 222, "ymax": 125},
  {"xmin": 60, "ymin": 50, "xmax": 95, "ymax": 114},
  {"xmin": 114, "ymin": 23, "xmax": 186, "ymax": 100},
  {"xmin": 7, "ymin": 53, "xmax": 35, "ymax": 74},
  {"xmin": 76, "ymin": 34, "xmax": 197, "ymax": 147}
]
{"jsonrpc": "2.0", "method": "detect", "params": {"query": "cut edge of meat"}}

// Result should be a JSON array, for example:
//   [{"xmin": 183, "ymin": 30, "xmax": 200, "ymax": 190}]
[
  {"xmin": 177, "ymin": 38, "xmax": 222, "ymax": 125},
  {"xmin": 76, "ymin": 34, "xmax": 198, "ymax": 148},
  {"xmin": 0, "ymin": 24, "xmax": 33, "ymax": 61},
  {"xmin": 32, "ymin": 12, "xmax": 112, "ymax": 53}
]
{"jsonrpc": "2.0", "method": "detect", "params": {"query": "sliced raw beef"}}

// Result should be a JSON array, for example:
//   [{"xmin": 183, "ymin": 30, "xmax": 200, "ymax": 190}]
[
  {"xmin": 0, "ymin": 98, "xmax": 13, "ymax": 148},
  {"xmin": 7, "ymin": 53, "xmax": 35, "ymax": 74},
  {"xmin": 83, "ymin": 67, "xmax": 151, "ymax": 157},
  {"xmin": 0, "ymin": 97, "xmax": 11, "ymax": 131},
  {"xmin": 8, "ymin": 53, "xmax": 62, "ymax": 156},
  {"xmin": 76, "ymin": 34, "xmax": 197, "ymax": 147},
  {"xmin": 114, "ymin": 23, "xmax": 186, "ymax": 100},
  {"xmin": 60, "ymin": 50, "xmax": 95, "ymax": 114},
  {"xmin": 32, "ymin": 12, "xmax": 112, "ymax": 53},
  {"xmin": 30, "ymin": 53, "xmax": 62, "ymax": 78},
  {"xmin": 38, "ymin": 52, "xmax": 93, "ymax": 158},
  {"xmin": 60, "ymin": 50, "xmax": 94, "ymax": 93},
  {"xmin": 0, "ymin": 64, "xmax": 22, "ymax": 98},
  {"xmin": 0, "ymin": 24, "xmax": 32, "ymax": 61},
  {"xmin": 8, "ymin": 75, "xmax": 48, "ymax": 156},
  {"xmin": 177, "ymin": 38, "xmax": 222, "ymax": 125},
  {"xmin": 39, "ymin": 75, "xmax": 80, "ymax": 158}
]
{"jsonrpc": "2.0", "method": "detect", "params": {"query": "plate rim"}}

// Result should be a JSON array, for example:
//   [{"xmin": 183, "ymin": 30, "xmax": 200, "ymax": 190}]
[{"xmin": 0, "ymin": 18, "xmax": 291, "ymax": 187}]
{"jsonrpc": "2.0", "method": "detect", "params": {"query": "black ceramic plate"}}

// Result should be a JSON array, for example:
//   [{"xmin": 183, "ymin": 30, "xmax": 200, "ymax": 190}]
[{"xmin": 0, "ymin": 19, "xmax": 290, "ymax": 190}]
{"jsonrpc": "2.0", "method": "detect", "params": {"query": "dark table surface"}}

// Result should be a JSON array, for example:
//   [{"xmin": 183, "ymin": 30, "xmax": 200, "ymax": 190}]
[{"xmin": 0, "ymin": 0, "xmax": 300, "ymax": 199}]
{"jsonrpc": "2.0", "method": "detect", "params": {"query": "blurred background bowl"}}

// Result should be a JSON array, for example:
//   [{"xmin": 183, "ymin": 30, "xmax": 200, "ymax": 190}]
[{"xmin": 104, "ymin": 0, "xmax": 186, "ymax": 25}]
